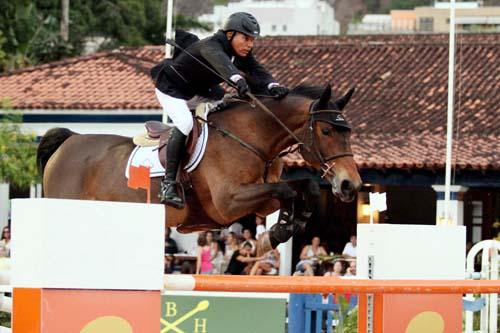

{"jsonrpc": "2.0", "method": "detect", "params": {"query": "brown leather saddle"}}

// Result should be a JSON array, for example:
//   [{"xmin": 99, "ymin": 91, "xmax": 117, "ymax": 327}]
[{"xmin": 144, "ymin": 117, "xmax": 202, "ymax": 184}]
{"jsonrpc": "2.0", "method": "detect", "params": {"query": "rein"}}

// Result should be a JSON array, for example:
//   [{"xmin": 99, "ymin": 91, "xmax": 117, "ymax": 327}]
[{"xmin": 198, "ymin": 98, "xmax": 353, "ymax": 182}]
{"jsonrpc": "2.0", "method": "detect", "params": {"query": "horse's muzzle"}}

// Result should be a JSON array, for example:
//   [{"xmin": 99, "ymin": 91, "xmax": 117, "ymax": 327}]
[{"xmin": 332, "ymin": 178, "xmax": 361, "ymax": 202}]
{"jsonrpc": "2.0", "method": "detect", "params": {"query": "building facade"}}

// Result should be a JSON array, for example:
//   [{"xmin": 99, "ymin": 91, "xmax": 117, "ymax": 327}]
[
  {"xmin": 349, "ymin": 2, "xmax": 500, "ymax": 34},
  {"xmin": 198, "ymin": 0, "xmax": 340, "ymax": 37},
  {"xmin": 1, "ymin": 34, "xmax": 499, "ymax": 250}
]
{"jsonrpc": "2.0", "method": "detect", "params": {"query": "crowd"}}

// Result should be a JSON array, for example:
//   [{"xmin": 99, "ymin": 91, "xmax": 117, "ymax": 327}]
[
  {"xmin": 164, "ymin": 218, "xmax": 281, "ymax": 276},
  {"xmin": 293, "ymin": 234, "xmax": 357, "ymax": 278},
  {"xmin": 164, "ymin": 219, "xmax": 358, "ymax": 278}
]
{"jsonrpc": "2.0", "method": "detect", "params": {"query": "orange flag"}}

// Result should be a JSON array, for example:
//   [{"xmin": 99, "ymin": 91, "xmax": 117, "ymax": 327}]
[{"xmin": 128, "ymin": 165, "xmax": 151, "ymax": 203}]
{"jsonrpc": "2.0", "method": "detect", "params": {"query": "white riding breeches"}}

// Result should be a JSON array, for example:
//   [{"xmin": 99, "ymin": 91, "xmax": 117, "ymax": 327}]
[{"xmin": 155, "ymin": 88, "xmax": 193, "ymax": 136}]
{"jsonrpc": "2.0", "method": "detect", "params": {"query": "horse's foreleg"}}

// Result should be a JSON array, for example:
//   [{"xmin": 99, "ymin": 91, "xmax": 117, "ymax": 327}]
[
  {"xmin": 265, "ymin": 179, "xmax": 320, "ymax": 248},
  {"xmin": 284, "ymin": 178, "xmax": 321, "ymax": 232}
]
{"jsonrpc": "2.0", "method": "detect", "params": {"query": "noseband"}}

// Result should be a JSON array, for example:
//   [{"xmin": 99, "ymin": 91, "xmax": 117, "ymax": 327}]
[
  {"xmin": 301, "ymin": 101, "xmax": 354, "ymax": 178},
  {"xmin": 203, "ymin": 97, "xmax": 354, "ymax": 182}
]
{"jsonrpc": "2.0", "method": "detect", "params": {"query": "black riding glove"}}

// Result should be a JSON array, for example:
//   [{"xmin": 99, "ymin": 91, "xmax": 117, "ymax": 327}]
[
  {"xmin": 235, "ymin": 78, "xmax": 250, "ymax": 98},
  {"xmin": 269, "ymin": 85, "xmax": 289, "ymax": 99}
]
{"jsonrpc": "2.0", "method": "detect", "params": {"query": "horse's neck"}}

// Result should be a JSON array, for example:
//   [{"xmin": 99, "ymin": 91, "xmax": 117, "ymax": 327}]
[
  {"xmin": 212, "ymin": 96, "xmax": 310, "ymax": 160},
  {"xmin": 260, "ymin": 97, "xmax": 311, "ymax": 158}
]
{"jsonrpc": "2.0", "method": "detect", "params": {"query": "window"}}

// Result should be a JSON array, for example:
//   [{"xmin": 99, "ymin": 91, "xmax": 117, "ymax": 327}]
[
  {"xmin": 282, "ymin": 25, "xmax": 287, "ymax": 32},
  {"xmin": 419, "ymin": 17, "xmax": 434, "ymax": 32},
  {"xmin": 271, "ymin": 24, "xmax": 277, "ymax": 32},
  {"xmin": 471, "ymin": 201, "xmax": 483, "ymax": 243}
]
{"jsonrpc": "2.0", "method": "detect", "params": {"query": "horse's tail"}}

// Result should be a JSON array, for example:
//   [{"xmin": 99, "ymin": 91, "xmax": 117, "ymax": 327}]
[{"xmin": 36, "ymin": 128, "xmax": 76, "ymax": 177}]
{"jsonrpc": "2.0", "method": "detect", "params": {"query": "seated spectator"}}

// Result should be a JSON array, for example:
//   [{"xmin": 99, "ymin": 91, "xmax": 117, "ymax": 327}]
[
  {"xmin": 164, "ymin": 227, "xmax": 178, "ymax": 255},
  {"xmin": 342, "ymin": 234, "xmax": 357, "ymax": 259},
  {"xmin": 206, "ymin": 231, "xmax": 223, "ymax": 273},
  {"xmin": 0, "ymin": 226, "xmax": 11, "ymax": 258},
  {"xmin": 324, "ymin": 259, "xmax": 346, "ymax": 277},
  {"xmin": 250, "ymin": 248, "xmax": 280, "ymax": 275},
  {"xmin": 180, "ymin": 261, "xmax": 195, "ymax": 274},
  {"xmin": 345, "ymin": 260, "xmax": 356, "ymax": 276},
  {"xmin": 294, "ymin": 236, "xmax": 327, "ymax": 276},
  {"xmin": 241, "ymin": 228, "xmax": 257, "ymax": 256},
  {"xmin": 255, "ymin": 216, "xmax": 266, "ymax": 240},
  {"xmin": 196, "ymin": 233, "xmax": 213, "ymax": 274},
  {"xmin": 225, "ymin": 243, "xmax": 262, "ymax": 275},
  {"xmin": 221, "ymin": 232, "xmax": 240, "ymax": 273},
  {"xmin": 164, "ymin": 254, "xmax": 175, "ymax": 274}
]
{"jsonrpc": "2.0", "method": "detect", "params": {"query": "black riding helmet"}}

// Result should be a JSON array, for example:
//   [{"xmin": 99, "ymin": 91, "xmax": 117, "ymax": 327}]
[{"xmin": 222, "ymin": 12, "xmax": 260, "ymax": 38}]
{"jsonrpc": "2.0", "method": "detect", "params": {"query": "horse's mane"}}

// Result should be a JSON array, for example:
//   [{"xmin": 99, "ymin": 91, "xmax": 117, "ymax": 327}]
[
  {"xmin": 210, "ymin": 84, "xmax": 324, "ymax": 114},
  {"xmin": 289, "ymin": 85, "xmax": 326, "ymax": 99}
]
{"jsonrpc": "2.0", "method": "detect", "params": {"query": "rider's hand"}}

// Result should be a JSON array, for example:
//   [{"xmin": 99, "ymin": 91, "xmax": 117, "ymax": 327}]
[
  {"xmin": 235, "ymin": 78, "xmax": 250, "ymax": 98},
  {"xmin": 269, "ymin": 85, "xmax": 289, "ymax": 99}
]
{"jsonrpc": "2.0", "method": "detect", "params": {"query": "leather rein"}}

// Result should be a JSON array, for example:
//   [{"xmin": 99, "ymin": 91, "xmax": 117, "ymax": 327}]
[{"xmin": 198, "ymin": 98, "xmax": 353, "ymax": 182}]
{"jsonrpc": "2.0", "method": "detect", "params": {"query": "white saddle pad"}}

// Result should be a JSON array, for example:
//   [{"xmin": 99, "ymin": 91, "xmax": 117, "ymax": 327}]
[{"xmin": 125, "ymin": 107, "xmax": 210, "ymax": 179}]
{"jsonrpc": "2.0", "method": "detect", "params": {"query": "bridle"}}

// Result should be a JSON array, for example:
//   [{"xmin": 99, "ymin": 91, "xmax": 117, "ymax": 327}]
[
  {"xmin": 204, "ymin": 97, "xmax": 354, "ymax": 182},
  {"xmin": 301, "ymin": 100, "xmax": 354, "ymax": 178}
]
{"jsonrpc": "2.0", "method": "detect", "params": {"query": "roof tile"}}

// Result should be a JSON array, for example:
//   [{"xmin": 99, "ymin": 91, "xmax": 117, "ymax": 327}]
[{"xmin": 0, "ymin": 33, "xmax": 499, "ymax": 170}]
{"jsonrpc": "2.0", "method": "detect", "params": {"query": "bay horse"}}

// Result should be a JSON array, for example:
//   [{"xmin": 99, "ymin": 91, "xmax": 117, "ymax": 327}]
[{"xmin": 36, "ymin": 84, "xmax": 362, "ymax": 249}]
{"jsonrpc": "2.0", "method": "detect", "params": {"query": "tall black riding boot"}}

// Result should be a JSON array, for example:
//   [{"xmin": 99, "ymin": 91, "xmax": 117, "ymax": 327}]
[{"xmin": 160, "ymin": 127, "xmax": 187, "ymax": 208}]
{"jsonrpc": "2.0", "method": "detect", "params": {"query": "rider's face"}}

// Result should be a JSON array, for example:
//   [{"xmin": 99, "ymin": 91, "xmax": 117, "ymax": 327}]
[{"xmin": 228, "ymin": 32, "xmax": 254, "ymax": 57}]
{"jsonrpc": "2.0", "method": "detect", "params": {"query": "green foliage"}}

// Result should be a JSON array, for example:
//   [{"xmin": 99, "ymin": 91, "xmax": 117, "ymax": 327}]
[
  {"xmin": 343, "ymin": 306, "xmax": 358, "ymax": 333},
  {"xmin": 0, "ymin": 0, "xmax": 209, "ymax": 71},
  {"xmin": 389, "ymin": 0, "xmax": 433, "ymax": 10},
  {"xmin": 333, "ymin": 295, "xmax": 352, "ymax": 332},
  {"xmin": 0, "ymin": 311, "xmax": 10, "ymax": 328},
  {"xmin": 0, "ymin": 1, "xmax": 78, "ymax": 71},
  {"xmin": 0, "ymin": 99, "xmax": 39, "ymax": 188}
]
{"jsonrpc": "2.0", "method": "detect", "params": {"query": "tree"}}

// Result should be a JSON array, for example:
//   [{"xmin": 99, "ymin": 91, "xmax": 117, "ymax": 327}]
[
  {"xmin": 0, "ymin": 99, "xmax": 39, "ymax": 189},
  {"xmin": 390, "ymin": 0, "xmax": 433, "ymax": 10},
  {"xmin": 0, "ymin": 0, "xmax": 211, "ymax": 71}
]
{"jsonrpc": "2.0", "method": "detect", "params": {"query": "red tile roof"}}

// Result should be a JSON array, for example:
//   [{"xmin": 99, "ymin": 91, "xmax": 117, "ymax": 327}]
[{"xmin": 1, "ymin": 33, "xmax": 499, "ymax": 170}]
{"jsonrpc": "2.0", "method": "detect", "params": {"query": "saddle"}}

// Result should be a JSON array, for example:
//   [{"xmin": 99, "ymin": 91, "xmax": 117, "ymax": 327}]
[{"xmin": 132, "ymin": 104, "xmax": 208, "ymax": 191}]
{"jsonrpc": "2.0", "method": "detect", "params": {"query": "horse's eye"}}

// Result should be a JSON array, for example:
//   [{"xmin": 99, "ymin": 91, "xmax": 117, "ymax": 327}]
[{"xmin": 321, "ymin": 128, "xmax": 330, "ymax": 136}]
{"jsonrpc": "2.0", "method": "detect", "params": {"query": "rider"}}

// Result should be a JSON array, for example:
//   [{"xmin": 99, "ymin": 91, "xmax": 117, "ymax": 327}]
[{"xmin": 151, "ymin": 12, "xmax": 289, "ymax": 208}]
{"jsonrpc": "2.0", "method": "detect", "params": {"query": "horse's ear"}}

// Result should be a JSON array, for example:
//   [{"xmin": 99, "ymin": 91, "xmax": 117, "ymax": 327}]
[
  {"xmin": 335, "ymin": 87, "xmax": 355, "ymax": 111},
  {"xmin": 318, "ymin": 84, "xmax": 332, "ymax": 108}
]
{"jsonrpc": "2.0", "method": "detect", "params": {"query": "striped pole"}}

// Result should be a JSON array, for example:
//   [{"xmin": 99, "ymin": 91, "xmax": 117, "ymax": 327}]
[{"xmin": 164, "ymin": 275, "xmax": 500, "ymax": 294}]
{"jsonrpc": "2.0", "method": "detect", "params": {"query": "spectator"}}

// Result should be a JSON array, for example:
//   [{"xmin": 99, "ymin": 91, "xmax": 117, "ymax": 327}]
[
  {"xmin": 164, "ymin": 254, "xmax": 175, "ymax": 274},
  {"xmin": 0, "ymin": 226, "xmax": 11, "ymax": 258},
  {"xmin": 255, "ymin": 216, "xmax": 266, "ymax": 240},
  {"xmin": 196, "ymin": 233, "xmax": 213, "ymax": 274},
  {"xmin": 221, "ymin": 232, "xmax": 240, "ymax": 273},
  {"xmin": 294, "ymin": 236, "xmax": 327, "ymax": 276},
  {"xmin": 225, "ymin": 242, "xmax": 261, "ymax": 275},
  {"xmin": 342, "ymin": 234, "xmax": 357, "ymax": 259},
  {"xmin": 222, "ymin": 221, "xmax": 244, "ymax": 240},
  {"xmin": 250, "ymin": 248, "xmax": 280, "ymax": 275},
  {"xmin": 241, "ymin": 228, "xmax": 257, "ymax": 256},
  {"xmin": 164, "ymin": 227, "xmax": 178, "ymax": 255},
  {"xmin": 206, "ymin": 231, "xmax": 223, "ymax": 273},
  {"xmin": 345, "ymin": 260, "xmax": 357, "ymax": 276},
  {"xmin": 324, "ymin": 259, "xmax": 346, "ymax": 277}
]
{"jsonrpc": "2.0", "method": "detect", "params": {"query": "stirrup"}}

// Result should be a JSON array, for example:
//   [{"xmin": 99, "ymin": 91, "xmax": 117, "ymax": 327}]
[{"xmin": 160, "ymin": 180, "xmax": 186, "ymax": 209}]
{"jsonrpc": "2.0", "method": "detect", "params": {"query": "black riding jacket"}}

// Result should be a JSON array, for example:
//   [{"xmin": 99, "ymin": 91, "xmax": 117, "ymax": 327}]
[{"xmin": 151, "ymin": 30, "xmax": 276, "ymax": 100}]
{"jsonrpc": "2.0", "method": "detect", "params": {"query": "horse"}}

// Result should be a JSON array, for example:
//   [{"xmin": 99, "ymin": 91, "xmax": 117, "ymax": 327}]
[{"xmin": 36, "ymin": 84, "xmax": 362, "ymax": 250}]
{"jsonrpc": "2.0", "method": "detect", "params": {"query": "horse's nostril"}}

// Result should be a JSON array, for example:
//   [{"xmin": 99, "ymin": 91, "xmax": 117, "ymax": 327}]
[{"xmin": 341, "ymin": 180, "xmax": 354, "ymax": 195}]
